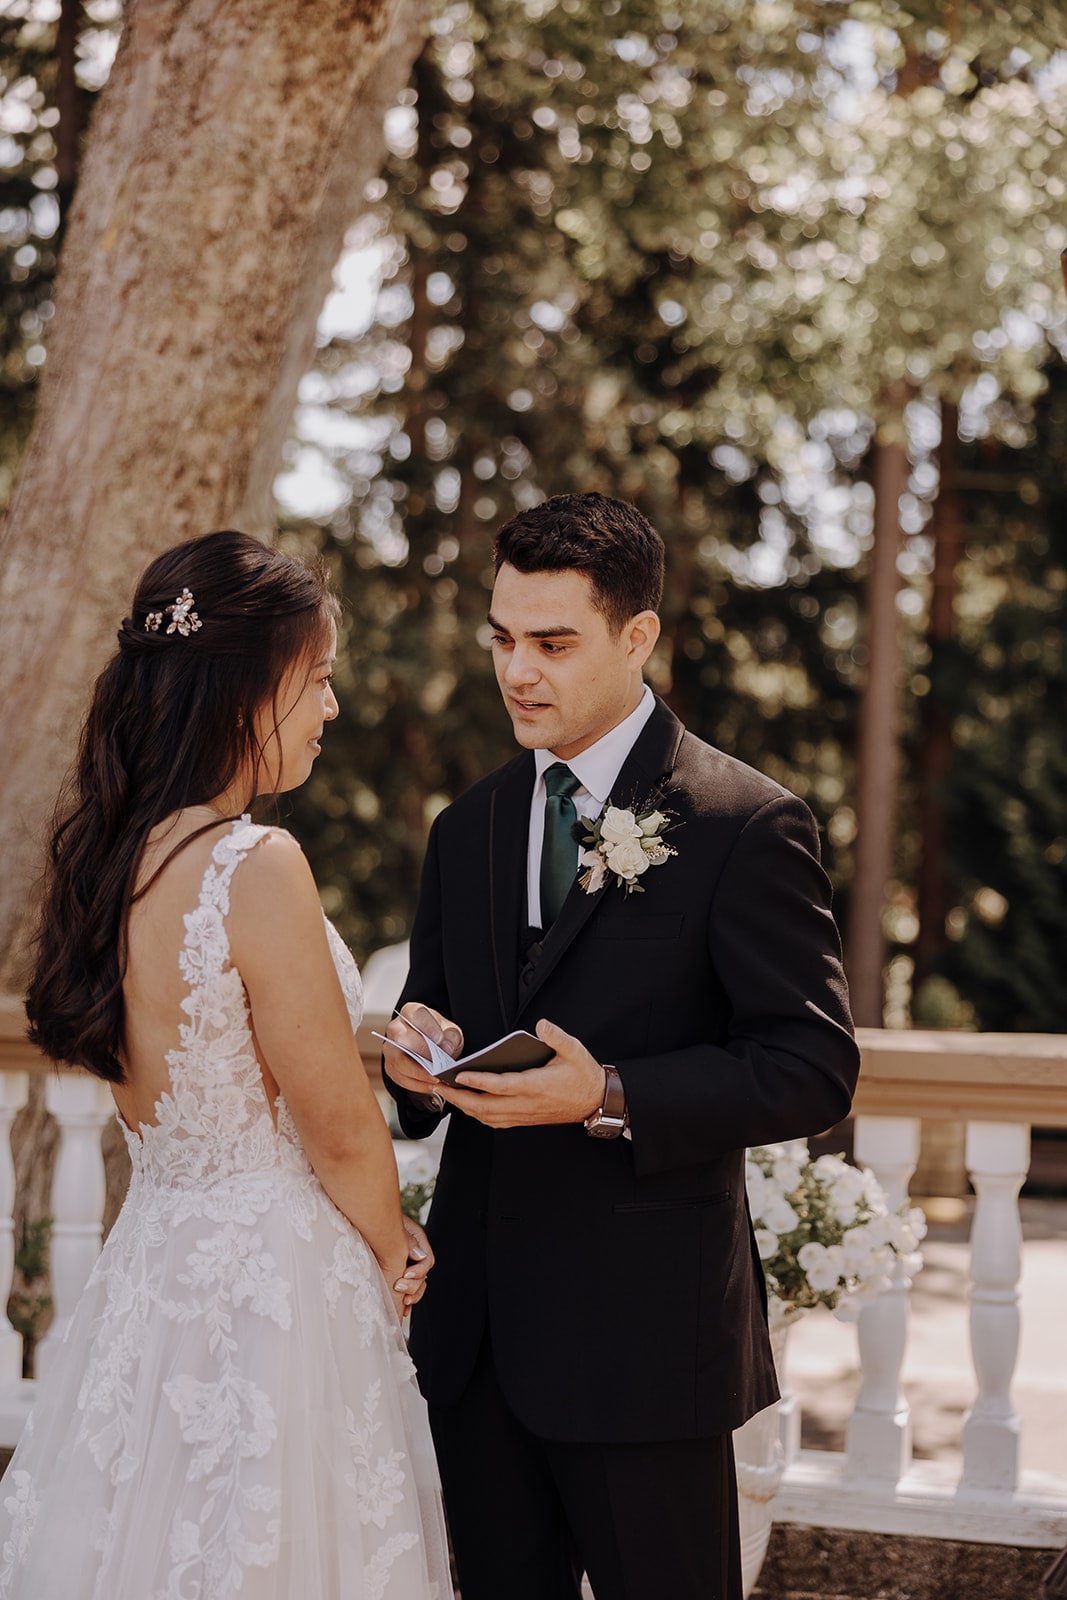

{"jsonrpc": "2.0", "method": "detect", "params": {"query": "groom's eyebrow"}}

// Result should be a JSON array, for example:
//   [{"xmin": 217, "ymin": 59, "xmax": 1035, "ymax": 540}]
[{"xmin": 487, "ymin": 613, "xmax": 582, "ymax": 639}]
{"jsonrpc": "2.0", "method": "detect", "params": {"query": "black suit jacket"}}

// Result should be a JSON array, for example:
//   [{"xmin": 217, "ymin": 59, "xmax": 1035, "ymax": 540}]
[{"xmin": 386, "ymin": 696, "xmax": 859, "ymax": 1443}]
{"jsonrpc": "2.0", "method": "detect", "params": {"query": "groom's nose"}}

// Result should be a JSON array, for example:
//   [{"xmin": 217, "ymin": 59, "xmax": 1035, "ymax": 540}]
[{"xmin": 503, "ymin": 647, "xmax": 542, "ymax": 689}]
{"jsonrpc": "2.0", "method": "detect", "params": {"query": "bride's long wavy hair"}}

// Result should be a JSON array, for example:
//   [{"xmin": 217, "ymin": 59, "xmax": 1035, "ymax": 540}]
[{"xmin": 25, "ymin": 530, "xmax": 340, "ymax": 1083}]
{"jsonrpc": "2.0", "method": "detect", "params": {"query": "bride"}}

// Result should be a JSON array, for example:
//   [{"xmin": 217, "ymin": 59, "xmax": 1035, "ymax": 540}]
[{"xmin": 4, "ymin": 530, "xmax": 451, "ymax": 1599}]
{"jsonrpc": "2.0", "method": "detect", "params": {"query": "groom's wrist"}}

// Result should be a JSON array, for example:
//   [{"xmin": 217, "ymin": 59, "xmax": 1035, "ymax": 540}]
[{"xmin": 583, "ymin": 1064, "xmax": 628, "ymax": 1138}]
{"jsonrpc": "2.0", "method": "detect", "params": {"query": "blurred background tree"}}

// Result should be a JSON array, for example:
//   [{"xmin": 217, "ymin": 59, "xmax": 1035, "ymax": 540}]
[{"xmin": 3, "ymin": 0, "xmax": 1065, "ymax": 1034}]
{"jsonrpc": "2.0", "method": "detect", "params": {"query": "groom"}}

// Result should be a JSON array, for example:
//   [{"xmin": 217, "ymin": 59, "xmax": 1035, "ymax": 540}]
[{"xmin": 383, "ymin": 493, "xmax": 859, "ymax": 1600}]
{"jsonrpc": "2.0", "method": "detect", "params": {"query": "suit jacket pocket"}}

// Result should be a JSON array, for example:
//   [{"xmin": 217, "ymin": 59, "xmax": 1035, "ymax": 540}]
[
  {"xmin": 594, "ymin": 911, "xmax": 684, "ymax": 941},
  {"xmin": 613, "ymin": 1189, "xmax": 730, "ymax": 1214}
]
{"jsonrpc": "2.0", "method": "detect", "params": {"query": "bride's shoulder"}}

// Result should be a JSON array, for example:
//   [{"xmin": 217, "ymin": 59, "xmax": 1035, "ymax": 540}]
[
  {"xmin": 231, "ymin": 824, "xmax": 311, "ymax": 892},
  {"xmin": 228, "ymin": 827, "xmax": 324, "ymax": 968}
]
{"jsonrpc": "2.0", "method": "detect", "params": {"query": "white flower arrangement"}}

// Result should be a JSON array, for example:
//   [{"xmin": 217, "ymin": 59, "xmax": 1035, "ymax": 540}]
[
  {"xmin": 576, "ymin": 801, "xmax": 677, "ymax": 896},
  {"xmin": 397, "ymin": 1146, "xmax": 440, "ymax": 1226},
  {"xmin": 747, "ymin": 1140, "xmax": 926, "ymax": 1323}
]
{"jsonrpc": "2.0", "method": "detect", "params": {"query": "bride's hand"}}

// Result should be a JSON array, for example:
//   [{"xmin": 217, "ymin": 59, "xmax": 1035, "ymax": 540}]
[{"xmin": 388, "ymin": 1219, "xmax": 434, "ymax": 1319}]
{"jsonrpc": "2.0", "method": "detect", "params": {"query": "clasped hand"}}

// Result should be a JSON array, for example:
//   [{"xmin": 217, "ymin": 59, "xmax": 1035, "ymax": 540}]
[{"xmin": 383, "ymin": 1003, "xmax": 605, "ymax": 1129}]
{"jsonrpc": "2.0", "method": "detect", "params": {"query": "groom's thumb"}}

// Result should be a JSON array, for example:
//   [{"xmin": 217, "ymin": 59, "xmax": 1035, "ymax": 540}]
[{"xmin": 537, "ymin": 1017, "xmax": 568, "ymax": 1051}]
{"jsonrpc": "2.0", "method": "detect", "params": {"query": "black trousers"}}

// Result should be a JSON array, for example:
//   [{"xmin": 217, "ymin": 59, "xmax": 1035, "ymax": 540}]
[{"xmin": 429, "ymin": 1333, "xmax": 743, "ymax": 1600}]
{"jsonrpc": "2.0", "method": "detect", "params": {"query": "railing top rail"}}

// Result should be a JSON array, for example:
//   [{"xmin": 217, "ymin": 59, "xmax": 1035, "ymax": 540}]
[
  {"xmin": 3, "ymin": 996, "xmax": 1065, "ymax": 1122},
  {"xmin": 854, "ymin": 1027, "xmax": 1067, "ymax": 1127}
]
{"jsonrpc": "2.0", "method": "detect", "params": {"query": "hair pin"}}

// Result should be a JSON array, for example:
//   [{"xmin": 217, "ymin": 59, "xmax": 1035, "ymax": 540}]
[{"xmin": 145, "ymin": 587, "xmax": 203, "ymax": 637}]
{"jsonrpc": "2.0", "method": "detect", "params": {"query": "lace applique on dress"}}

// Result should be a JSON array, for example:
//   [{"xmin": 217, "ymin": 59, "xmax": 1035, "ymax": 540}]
[{"xmin": 0, "ymin": 816, "xmax": 449, "ymax": 1600}]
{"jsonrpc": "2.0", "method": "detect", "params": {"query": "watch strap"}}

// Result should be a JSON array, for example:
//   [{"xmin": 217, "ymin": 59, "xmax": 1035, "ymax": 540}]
[{"xmin": 584, "ymin": 1064, "xmax": 627, "ymax": 1137}]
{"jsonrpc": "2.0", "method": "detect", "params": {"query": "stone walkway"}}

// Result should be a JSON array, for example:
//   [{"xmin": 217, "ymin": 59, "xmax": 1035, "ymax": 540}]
[{"xmin": 786, "ymin": 1195, "xmax": 1067, "ymax": 1475}]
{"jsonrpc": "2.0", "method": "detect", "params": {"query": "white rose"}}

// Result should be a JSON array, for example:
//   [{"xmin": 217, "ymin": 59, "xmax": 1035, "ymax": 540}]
[
  {"xmin": 831, "ymin": 1192, "xmax": 860, "ymax": 1227},
  {"xmin": 797, "ymin": 1241, "xmax": 827, "ymax": 1274},
  {"xmin": 600, "ymin": 807, "xmax": 641, "ymax": 844},
  {"xmin": 863, "ymin": 1213, "xmax": 896, "ymax": 1249},
  {"xmin": 762, "ymin": 1196, "xmax": 799, "ymax": 1235},
  {"xmin": 861, "ymin": 1166, "xmax": 888, "ymax": 1206},
  {"xmin": 840, "ymin": 1226, "xmax": 876, "ymax": 1275},
  {"xmin": 638, "ymin": 810, "xmax": 668, "ymax": 836},
  {"xmin": 605, "ymin": 837, "xmax": 651, "ymax": 880},
  {"xmin": 772, "ymin": 1157, "xmax": 803, "ymax": 1194},
  {"xmin": 745, "ymin": 1168, "xmax": 769, "ymax": 1219},
  {"xmin": 806, "ymin": 1244, "xmax": 845, "ymax": 1293},
  {"xmin": 400, "ymin": 1149, "xmax": 439, "ymax": 1186},
  {"xmin": 754, "ymin": 1228, "xmax": 779, "ymax": 1261}
]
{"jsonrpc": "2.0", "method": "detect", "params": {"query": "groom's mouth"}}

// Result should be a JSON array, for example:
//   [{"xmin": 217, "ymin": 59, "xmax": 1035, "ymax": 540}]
[{"xmin": 511, "ymin": 698, "xmax": 551, "ymax": 717}]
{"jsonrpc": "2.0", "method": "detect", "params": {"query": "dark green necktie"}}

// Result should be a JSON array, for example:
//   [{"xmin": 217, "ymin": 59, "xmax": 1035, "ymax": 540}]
[{"xmin": 540, "ymin": 762, "xmax": 582, "ymax": 928}]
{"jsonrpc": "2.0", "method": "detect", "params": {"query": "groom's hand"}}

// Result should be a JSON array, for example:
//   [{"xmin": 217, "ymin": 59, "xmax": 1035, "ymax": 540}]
[
  {"xmin": 382, "ymin": 1003, "xmax": 464, "ymax": 1106},
  {"xmin": 438, "ymin": 1018, "xmax": 604, "ymax": 1128}
]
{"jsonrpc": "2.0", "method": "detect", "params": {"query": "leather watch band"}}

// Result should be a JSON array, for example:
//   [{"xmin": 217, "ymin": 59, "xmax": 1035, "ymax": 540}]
[{"xmin": 584, "ymin": 1064, "xmax": 627, "ymax": 1138}]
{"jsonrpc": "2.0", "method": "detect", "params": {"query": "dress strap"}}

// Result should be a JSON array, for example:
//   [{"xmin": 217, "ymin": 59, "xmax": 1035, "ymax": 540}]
[{"xmin": 178, "ymin": 815, "xmax": 275, "ymax": 991}]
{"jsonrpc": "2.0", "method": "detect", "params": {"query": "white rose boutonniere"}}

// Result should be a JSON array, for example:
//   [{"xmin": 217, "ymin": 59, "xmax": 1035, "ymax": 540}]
[{"xmin": 575, "ymin": 797, "xmax": 678, "ymax": 896}]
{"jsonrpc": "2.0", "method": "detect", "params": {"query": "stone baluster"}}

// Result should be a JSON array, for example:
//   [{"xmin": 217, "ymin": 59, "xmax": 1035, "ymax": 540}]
[
  {"xmin": 36, "ymin": 1073, "xmax": 113, "ymax": 1382},
  {"xmin": 961, "ymin": 1120, "xmax": 1029, "ymax": 1492},
  {"xmin": 0, "ymin": 1073, "xmax": 30, "ymax": 1385},
  {"xmin": 845, "ymin": 1114, "xmax": 922, "ymax": 1483}
]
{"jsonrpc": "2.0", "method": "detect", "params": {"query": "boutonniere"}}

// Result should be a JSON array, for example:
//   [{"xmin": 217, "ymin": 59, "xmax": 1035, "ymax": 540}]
[{"xmin": 574, "ymin": 798, "xmax": 678, "ymax": 896}]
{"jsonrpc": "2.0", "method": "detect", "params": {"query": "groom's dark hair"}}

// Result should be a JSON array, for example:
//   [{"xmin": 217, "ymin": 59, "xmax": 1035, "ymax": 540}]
[{"xmin": 493, "ymin": 492, "xmax": 665, "ymax": 635}]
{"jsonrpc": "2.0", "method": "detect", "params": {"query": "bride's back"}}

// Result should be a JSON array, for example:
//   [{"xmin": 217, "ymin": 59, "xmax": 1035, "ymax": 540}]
[{"xmin": 116, "ymin": 809, "xmax": 279, "ymax": 1134}]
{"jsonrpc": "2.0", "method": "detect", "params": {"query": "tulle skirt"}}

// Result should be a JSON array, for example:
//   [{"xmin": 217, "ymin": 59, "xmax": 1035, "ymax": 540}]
[{"xmin": 0, "ymin": 1162, "xmax": 451, "ymax": 1600}]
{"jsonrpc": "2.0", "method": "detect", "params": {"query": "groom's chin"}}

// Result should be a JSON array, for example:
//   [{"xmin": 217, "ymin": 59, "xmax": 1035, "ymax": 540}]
[{"xmin": 509, "ymin": 722, "xmax": 550, "ymax": 749}]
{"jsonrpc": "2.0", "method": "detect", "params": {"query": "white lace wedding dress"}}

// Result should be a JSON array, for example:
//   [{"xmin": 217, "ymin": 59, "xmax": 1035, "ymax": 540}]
[{"xmin": 0, "ymin": 818, "xmax": 450, "ymax": 1600}]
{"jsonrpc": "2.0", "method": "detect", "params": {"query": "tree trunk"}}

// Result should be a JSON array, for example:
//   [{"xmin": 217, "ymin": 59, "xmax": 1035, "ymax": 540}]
[
  {"xmin": 54, "ymin": 0, "xmax": 83, "ymax": 201},
  {"xmin": 845, "ymin": 394, "xmax": 909, "ymax": 1026},
  {"xmin": 0, "ymin": 0, "xmax": 428, "ymax": 989},
  {"xmin": 914, "ymin": 400, "xmax": 962, "ymax": 993},
  {"xmin": 0, "ymin": 0, "xmax": 429, "ymax": 1308}
]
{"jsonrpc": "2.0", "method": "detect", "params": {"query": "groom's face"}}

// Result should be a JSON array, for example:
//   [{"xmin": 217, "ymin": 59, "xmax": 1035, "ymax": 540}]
[{"xmin": 489, "ymin": 562, "xmax": 655, "ymax": 760}]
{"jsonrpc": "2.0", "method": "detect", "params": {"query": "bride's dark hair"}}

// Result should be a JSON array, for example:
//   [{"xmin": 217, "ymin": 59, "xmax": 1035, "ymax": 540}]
[{"xmin": 25, "ymin": 529, "xmax": 340, "ymax": 1082}]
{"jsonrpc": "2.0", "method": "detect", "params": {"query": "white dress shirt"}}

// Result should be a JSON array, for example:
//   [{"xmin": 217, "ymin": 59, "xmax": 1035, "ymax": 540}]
[{"xmin": 526, "ymin": 684, "xmax": 656, "ymax": 929}]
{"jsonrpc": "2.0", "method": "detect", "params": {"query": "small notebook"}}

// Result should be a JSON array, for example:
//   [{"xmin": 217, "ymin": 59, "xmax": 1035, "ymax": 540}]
[{"xmin": 371, "ymin": 1019, "xmax": 553, "ymax": 1088}]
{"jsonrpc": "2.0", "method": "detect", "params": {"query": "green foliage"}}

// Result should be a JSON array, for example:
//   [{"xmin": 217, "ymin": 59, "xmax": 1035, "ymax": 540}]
[
  {"xmin": 8, "ymin": 1214, "xmax": 53, "ymax": 1373},
  {"xmin": 2, "ymin": 0, "xmax": 1064, "ymax": 1027},
  {"xmin": 0, "ymin": 0, "xmax": 118, "ymax": 503},
  {"xmin": 399, "ymin": 1178, "xmax": 435, "ymax": 1224}
]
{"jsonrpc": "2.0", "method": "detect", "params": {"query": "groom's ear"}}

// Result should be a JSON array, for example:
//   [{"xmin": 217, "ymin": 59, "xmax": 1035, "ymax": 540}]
[{"xmin": 624, "ymin": 610, "xmax": 661, "ymax": 668}]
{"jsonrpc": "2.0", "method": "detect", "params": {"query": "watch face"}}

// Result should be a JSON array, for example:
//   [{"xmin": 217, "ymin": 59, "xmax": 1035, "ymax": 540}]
[{"xmin": 588, "ymin": 1113, "xmax": 626, "ymax": 1138}]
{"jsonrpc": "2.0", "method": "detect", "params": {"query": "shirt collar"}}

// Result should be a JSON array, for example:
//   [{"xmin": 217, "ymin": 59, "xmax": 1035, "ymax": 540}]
[{"xmin": 534, "ymin": 684, "xmax": 656, "ymax": 806}]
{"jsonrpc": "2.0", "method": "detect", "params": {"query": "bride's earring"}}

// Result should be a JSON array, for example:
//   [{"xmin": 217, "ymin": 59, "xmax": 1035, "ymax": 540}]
[{"xmin": 236, "ymin": 711, "xmax": 244, "ymax": 729}]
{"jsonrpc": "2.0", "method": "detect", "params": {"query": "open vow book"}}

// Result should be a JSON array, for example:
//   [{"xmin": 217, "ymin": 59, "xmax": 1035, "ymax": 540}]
[{"xmin": 372, "ymin": 1016, "xmax": 553, "ymax": 1088}]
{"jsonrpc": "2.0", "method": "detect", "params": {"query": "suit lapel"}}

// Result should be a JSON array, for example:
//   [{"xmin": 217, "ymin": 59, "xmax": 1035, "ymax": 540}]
[
  {"xmin": 515, "ymin": 697, "xmax": 686, "ymax": 1023},
  {"xmin": 489, "ymin": 752, "xmax": 535, "ymax": 1031}
]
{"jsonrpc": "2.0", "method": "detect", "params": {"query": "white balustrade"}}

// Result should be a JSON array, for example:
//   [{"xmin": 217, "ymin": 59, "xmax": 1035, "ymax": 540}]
[
  {"xmin": 845, "ymin": 1114, "xmax": 922, "ymax": 1484},
  {"xmin": 0, "ymin": 1072, "xmax": 29, "ymax": 1386},
  {"xmin": 961, "ymin": 1119, "xmax": 1029, "ymax": 1493},
  {"xmin": 0, "ymin": 1012, "xmax": 1065, "ymax": 1556},
  {"xmin": 35, "ymin": 1073, "xmax": 113, "ymax": 1382}
]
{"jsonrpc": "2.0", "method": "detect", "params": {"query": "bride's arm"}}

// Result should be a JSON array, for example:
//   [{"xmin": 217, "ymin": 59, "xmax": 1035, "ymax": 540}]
[{"xmin": 229, "ymin": 830, "xmax": 415, "ymax": 1306}]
